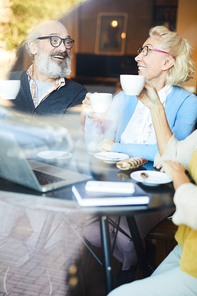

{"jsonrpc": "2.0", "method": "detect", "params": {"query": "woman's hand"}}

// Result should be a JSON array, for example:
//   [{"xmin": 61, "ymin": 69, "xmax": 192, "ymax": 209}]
[
  {"xmin": 138, "ymin": 82, "xmax": 173, "ymax": 156},
  {"xmin": 97, "ymin": 138, "xmax": 114, "ymax": 152},
  {"xmin": 157, "ymin": 160, "xmax": 185, "ymax": 179},
  {"xmin": 82, "ymin": 92, "xmax": 97, "ymax": 119},
  {"xmin": 137, "ymin": 82, "xmax": 161, "ymax": 109},
  {"xmin": 156, "ymin": 160, "xmax": 190, "ymax": 190}
]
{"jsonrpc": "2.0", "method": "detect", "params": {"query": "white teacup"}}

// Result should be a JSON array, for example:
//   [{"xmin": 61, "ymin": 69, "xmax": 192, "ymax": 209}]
[
  {"xmin": 0, "ymin": 80, "xmax": 21, "ymax": 100},
  {"xmin": 120, "ymin": 75, "xmax": 145, "ymax": 96},
  {"xmin": 89, "ymin": 93, "xmax": 112, "ymax": 113}
]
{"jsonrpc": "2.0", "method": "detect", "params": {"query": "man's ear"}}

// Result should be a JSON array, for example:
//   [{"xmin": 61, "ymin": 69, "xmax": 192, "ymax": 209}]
[
  {"xmin": 28, "ymin": 41, "xmax": 38, "ymax": 55},
  {"xmin": 161, "ymin": 58, "xmax": 174, "ymax": 71}
]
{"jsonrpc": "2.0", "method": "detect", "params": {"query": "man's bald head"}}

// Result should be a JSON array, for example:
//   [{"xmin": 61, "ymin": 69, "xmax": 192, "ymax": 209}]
[{"xmin": 25, "ymin": 20, "xmax": 69, "ymax": 61}]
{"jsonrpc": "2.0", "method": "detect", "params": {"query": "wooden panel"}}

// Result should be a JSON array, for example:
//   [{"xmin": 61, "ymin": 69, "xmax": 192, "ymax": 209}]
[{"xmin": 79, "ymin": 0, "xmax": 154, "ymax": 55}]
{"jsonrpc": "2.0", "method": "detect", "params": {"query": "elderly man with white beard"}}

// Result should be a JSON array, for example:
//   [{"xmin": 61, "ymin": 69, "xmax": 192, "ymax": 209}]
[{"xmin": 9, "ymin": 20, "xmax": 87, "ymax": 116}]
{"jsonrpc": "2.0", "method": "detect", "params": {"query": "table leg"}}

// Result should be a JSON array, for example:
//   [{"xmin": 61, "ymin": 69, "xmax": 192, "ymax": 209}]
[
  {"xmin": 126, "ymin": 216, "xmax": 151, "ymax": 277},
  {"xmin": 100, "ymin": 215, "xmax": 114, "ymax": 294}
]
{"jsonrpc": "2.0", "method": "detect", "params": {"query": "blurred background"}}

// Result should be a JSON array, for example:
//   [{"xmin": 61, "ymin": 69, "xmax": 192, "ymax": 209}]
[{"xmin": 0, "ymin": 0, "xmax": 196, "ymax": 94}]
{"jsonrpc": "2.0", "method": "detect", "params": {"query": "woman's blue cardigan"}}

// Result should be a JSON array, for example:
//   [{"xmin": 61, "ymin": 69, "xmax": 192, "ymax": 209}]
[{"xmin": 111, "ymin": 86, "xmax": 197, "ymax": 161}]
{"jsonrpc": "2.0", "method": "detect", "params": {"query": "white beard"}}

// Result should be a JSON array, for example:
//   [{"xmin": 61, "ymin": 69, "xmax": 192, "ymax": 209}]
[{"xmin": 35, "ymin": 47, "xmax": 71, "ymax": 78}]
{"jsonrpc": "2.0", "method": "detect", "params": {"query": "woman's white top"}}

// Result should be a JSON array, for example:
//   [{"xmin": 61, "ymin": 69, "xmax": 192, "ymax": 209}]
[{"xmin": 121, "ymin": 84, "xmax": 172, "ymax": 145}]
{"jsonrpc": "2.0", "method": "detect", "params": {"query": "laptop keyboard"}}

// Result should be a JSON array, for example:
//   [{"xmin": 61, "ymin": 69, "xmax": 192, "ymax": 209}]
[{"xmin": 33, "ymin": 170, "xmax": 64, "ymax": 186}]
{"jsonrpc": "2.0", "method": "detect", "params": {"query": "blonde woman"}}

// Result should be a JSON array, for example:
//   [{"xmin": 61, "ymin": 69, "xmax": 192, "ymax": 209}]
[{"xmin": 83, "ymin": 26, "xmax": 197, "ymax": 161}]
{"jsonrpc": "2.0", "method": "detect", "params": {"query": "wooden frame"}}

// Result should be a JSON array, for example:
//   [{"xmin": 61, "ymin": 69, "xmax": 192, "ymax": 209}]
[{"xmin": 95, "ymin": 13, "xmax": 128, "ymax": 55}]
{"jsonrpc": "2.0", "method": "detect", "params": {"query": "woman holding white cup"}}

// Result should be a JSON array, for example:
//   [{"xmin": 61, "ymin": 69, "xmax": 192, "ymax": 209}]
[
  {"xmin": 82, "ymin": 26, "xmax": 197, "ymax": 161},
  {"xmin": 83, "ymin": 26, "xmax": 197, "ymax": 286}
]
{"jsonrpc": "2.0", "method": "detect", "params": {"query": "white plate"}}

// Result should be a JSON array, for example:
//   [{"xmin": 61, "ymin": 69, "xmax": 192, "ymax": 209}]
[
  {"xmin": 130, "ymin": 170, "xmax": 172, "ymax": 186},
  {"xmin": 94, "ymin": 152, "xmax": 129, "ymax": 163},
  {"xmin": 37, "ymin": 151, "xmax": 73, "ymax": 160}
]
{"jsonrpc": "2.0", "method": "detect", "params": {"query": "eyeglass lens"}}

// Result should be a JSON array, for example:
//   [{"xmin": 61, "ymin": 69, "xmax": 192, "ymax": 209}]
[
  {"xmin": 50, "ymin": 36, "xmax": 74, "ymax": 49},
  {"xmin": 138, "ymin": 46, "xmax": 148, "ymax": 56}
]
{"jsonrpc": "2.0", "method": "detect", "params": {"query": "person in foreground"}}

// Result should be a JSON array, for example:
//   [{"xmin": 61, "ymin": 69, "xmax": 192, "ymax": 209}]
[
  {"xmin": 9, "ymin": 20, "xmax": 87, "ymax": 116},
  {"xmin": 83, "ymin": 25, "xmax": 197, "ymax": 287},
  {"xmin": 82, "ymin": 25, "xmax": 197, "ymax": 161},
  {"xmin": 107, "ymin": 158, "xmax": 197, "ymax": 296},
  {"xmin": 107, "ymin": 78, "xmax": 197, "ymax": 296}
]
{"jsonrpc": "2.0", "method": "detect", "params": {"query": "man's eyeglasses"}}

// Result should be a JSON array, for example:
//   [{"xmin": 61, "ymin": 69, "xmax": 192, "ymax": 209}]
[
  {"xmin": 37, "ymin": 36, "xmax": 75, "ymax": 49},
  {"xmin": 137, "ymin": 45, "xmax": 176, "ymax": 61}
]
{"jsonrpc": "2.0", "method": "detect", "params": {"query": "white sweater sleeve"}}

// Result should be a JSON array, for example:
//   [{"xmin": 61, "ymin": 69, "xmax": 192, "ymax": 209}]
[
  {"xmin": 172, "ymin": 183, "xmax": 197, "ymax": 230},
  {"xmin": 154, "ymin": 130, "xmax": 197, "ymax": 170}
]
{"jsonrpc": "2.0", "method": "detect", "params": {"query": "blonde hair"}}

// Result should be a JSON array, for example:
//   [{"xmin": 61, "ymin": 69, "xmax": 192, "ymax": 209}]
[{"xmin": 149, "ymin": 26, "xmax": 195, "ymax": 86}]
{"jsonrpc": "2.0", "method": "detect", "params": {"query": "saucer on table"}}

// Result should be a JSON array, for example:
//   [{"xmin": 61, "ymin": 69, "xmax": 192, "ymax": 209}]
[
  {"xmin": 94, "ymin": 152, "xmax": 129, "ymax": 163},
  {"xmin": 130, "ymin": 170, "xmax": 172, "ymax": 186}
]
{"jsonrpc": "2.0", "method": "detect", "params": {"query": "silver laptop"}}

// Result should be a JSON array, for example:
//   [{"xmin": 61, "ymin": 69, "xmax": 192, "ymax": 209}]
[{"xmin": 0, "ymin": 131, "xmax": 91, "ymax": 192}]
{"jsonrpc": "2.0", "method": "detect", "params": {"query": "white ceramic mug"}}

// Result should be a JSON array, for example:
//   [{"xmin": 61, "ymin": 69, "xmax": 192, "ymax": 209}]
[
  {"xmin": 0, "ymin": 80, "xmax": 21, "ymax": 100},
  {"xmin": 120, "ymin": 75, "xmax": 145, "ymax": 96},
  {"xmin": 89, "ymin": 93, "xmax": 112, "ymax": 113}
]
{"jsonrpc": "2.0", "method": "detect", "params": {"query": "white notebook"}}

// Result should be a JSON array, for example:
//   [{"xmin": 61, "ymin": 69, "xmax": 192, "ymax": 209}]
[{"xmin": 72, "ymin": 181, "xmax": 150, "ymax": 207}]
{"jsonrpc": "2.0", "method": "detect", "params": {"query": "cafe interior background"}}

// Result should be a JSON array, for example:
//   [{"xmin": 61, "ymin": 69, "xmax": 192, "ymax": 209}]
[
  {"xmin": 0, "ymin": 0, "xmax": 197, "ymax": 295},
  {"xmin": 0, "ymin": 0, "xmax": 197, "ymax": 94}
]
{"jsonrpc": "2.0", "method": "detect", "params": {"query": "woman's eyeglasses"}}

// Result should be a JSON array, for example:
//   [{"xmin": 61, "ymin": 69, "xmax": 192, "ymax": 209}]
[
  {"xmin": 137, "ymin": 45, "xmax": 176, "ymax": 61},
  {"xmin": 37, "ymin": 36, "xmax": 75, "ymax": 49}
]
